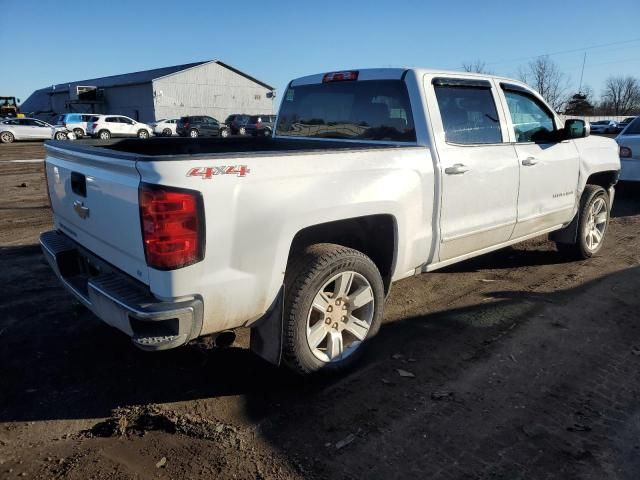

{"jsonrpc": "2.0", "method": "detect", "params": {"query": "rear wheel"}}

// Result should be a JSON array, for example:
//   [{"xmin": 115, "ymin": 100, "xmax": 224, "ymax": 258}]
[
  {"xmin": 54, "ymin": 131, "xmax": 67, "ymax": 140},
  {"xmin": 189, "ymin": 129, "xmax": 199, "ymax": 138},
  {"xmin": 0, "ymin": 131, "xmax": 15, "ymax": 143},
  {"xmin": 98, "ymin": 130, "xmax": 111, "ymax": 140},
  {"xmin": 220, "ymin": 128, "xmax": 229, "ymax": 138},
  {"xmin": 556, "ymin": 185, "xmax": 610, "ymax": 259},
  {"xmin": 239, "ymin": 127, "xmax": 246, "ymax": 136},
  {"xmin": 162, "ymin": 128, "xmax": 172, "ymax": 137},
  {"xmin": 73, "ymin": 128, "xmax": 84, "ymax": 139},
  {"xmin": 283, "ymin": 244, "xmax": 384, "ymax": 375},
  {"xmin": 137, "ymin": 129, "xmax": 149, "ymax": 139}
]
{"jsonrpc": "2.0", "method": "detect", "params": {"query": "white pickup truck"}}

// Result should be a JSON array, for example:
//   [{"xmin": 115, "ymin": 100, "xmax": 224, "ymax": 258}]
[{"xmin": 41, "ymin": 68, "xmax": 620, "ymax": 374}]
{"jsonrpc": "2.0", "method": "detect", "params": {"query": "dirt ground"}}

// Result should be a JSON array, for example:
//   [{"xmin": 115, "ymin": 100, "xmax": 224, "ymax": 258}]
[{"xmin": 1, "ymin": 141, "xmax": 639, "ymax": 480}]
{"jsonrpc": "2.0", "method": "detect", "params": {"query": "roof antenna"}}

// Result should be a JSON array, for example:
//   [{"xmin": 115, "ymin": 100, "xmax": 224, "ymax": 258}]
[{"xmin": 578, "ymin": 52, "xmax": 587, "ymax": 94}]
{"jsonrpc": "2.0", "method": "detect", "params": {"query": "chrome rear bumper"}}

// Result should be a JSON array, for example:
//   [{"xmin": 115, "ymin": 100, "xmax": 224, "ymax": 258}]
[{"xmin": 40, "ymin": 230, "xmax": 203, "ymax": 351}]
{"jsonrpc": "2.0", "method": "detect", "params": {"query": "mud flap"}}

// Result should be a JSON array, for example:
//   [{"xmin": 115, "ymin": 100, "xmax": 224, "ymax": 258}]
[
  {"xmin": 249, "ymin": 286, "xmax": 284, "ymax": 365},
  {"xmin": 549, "ymin": 211, "xmax": 579, "ymax": 244}
]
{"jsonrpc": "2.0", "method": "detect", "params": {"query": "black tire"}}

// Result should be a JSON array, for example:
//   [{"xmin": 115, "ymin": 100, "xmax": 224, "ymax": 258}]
[
  {"xmin": 189, "ymin": 129, "xmax": 199, "ymax": 138},
  {"xmin": 556, "ymin": 185, "xmax": 610, "ymax": 259},
  {"xmin": 98, "ymin": 130, "xmax": 111, "ymax": 140},
  {"xmin": 55, "ymin": 131, "xmax": 67, "ymax": 140},
  {"xmin": 162, "ymin": 128, "xmax": 172, "ymax": 137},
  {"xmin": 73, "ymin": 128, "xmax": 84, "ymax": 139},
  {"xmin": 239, "ymin": 127, "xmax": 246, "ymax": 136},
  {"xmin": 137, "ymin": 129, "xmax": 149, "ymax": 139},
  {"xmin": 1, "ymin": 131, "xmax": 15, "ymax": 143},
  {"xmin": 263, "ymin": 128, "xmax": 272, "ymax": 137},
  {"xmin": 283, "ymin": 243, "xmax": 385, "ymax": 375},
  {"xmin": 220, "ymin": 128, "xmax": 229, "ymax": 138}
]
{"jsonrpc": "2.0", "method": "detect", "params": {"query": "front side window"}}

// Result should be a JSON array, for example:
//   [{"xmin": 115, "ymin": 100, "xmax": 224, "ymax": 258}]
[
  {"xmin": 119, "ymin": 117, "xmax": 134, "ymax": 124},
  {"xmin": 434, "ymin": 83, "xmax": 502, "ymax": 145},
  {"xmin": 276, "ymin": 79, "xmax": 416, "ymax": 142},
  {"xmin": 503, "ymin": 90, "xmax": 556, "ymax": 143},
  {"xmin": 624, "ymin": 117, "xmax": 640, "ymax": 135}
]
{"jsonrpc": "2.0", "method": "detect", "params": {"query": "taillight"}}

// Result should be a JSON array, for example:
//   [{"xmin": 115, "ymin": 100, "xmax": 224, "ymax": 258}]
[
  {"xmin": 322, "ymin": 70, "xmax": 359, "ymax": 82},
  {"xmin": 138, "ymin": 184, "xmax": 205, "ymax": 270},
  {"xmin": 256, "ymin": 119, "xmax": 262, "ymax": 128},
  {"xmin": 620, "ymin": 145, "xmax": 632, "ymax": 158},
  {"xmin": 92, "ymin": 123, "xmax": 98, "ymax": 129}
]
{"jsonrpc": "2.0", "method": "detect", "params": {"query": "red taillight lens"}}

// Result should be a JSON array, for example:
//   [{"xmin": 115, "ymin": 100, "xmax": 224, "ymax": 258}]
[
  {"xmin": 139, "ymin": 184, "xmax": 205, "ymax": 270},
  {"xmin": 92, "ymin": 123, "xmax": 98, "ymax": 129},
  {"xmin": 620, "ymin": 146, "xmax": 632, "ymax": 158},
  {"xmin": 322, "ymin": 70, "xmax": 359, "ymax": 83}
]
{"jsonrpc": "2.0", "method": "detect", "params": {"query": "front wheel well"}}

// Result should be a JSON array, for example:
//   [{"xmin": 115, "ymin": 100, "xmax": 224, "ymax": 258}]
[
  {"xmin": 287, "ymin": 215, "xmax": 397, "ymax": 293},
  {"xmin": 585, "ymin": 171, "xmax": 619, "ymax": 190}
]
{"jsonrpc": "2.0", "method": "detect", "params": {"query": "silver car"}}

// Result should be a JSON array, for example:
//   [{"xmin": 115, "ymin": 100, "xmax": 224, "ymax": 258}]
[
  {"xmin": 589, "ymin": 120, "xmax": 618, "ymax": 134},
  {"xmin": 616, "ymin": 116, "xmax": 640, "ymax": 182},
  {"xmin": 0, "ymin": 118, "xmax": 73, "ymax": 143}
]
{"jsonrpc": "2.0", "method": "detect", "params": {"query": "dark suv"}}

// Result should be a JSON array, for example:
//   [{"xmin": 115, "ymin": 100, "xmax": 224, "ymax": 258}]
[
  {"xmin": 225, "ymin": 114, "xmax": 250, "ymax": 135},
  {"xmin": 176, "ymin": 116, "xmax": 229, "ymax": 138},
  {"xmin": 244, "ymin": 115, "xmax": 276, "ymax": 137}
]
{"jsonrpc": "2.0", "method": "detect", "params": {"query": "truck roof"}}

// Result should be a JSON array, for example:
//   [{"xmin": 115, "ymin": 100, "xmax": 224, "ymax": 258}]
[{"xmin": 290, "ymin": 67, "xmax": 527, "ymax": 88}]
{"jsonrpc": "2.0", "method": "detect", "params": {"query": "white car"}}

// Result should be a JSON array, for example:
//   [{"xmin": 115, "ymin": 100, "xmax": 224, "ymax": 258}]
[
  {"xmin": 0, "ymin": 118, "xmax": 74, "ymax": 143},
  {"xmin": 590, "ymin": 120, "xmax": 618, "ymax": 134},
  {"xmin": 86, "ymin": 115, "xmax": 153, "ymax": 140},
  {"xmin": 616, "ymin": 116, "xmax": 640, "ymax": 181},
  {"xmin": 41, "ymin": 68, "xmax": 620, "ymax": 375},
  {"xmin": 150, "ymin": 118, "xmax": 178, "ymax": 137}
]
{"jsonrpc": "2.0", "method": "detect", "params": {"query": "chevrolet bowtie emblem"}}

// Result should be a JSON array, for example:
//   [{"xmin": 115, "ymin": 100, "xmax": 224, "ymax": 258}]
[{"xmin": 73, "ymin": 200, "xmax": 90, "ymax": 219}]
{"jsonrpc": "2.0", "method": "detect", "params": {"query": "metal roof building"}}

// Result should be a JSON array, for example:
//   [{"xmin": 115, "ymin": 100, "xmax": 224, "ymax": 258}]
[{"xmin": 21, "ymin": 60, "xmax": 275, "ymax": 123}]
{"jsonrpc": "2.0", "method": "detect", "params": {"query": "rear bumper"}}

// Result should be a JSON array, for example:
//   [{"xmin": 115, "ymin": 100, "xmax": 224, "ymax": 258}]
[{"xmin": 40, "ymin": 230, "xmax": 203, "ymax": 351}]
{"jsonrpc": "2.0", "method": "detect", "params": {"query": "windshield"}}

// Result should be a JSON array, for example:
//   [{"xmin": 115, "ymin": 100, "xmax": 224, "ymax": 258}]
[
  {"xmin": 276, "ymin": 79, "xmax": 416, "ymax": 142},
  {"xmin": 0, "ymin": 97, "xmax": 16, "ymax": 106}
]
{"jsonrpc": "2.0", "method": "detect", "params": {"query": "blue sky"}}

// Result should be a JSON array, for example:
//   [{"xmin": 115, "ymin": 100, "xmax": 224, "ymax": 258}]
[{"xmin": 2, "ymin": 0, "xmax": 639, "ymax": 109}]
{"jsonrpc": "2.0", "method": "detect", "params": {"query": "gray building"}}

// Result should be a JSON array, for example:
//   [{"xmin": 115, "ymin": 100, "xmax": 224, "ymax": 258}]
[{"xmin": 21, "ymin": 60, "xmax": 275, "ymax": 123}]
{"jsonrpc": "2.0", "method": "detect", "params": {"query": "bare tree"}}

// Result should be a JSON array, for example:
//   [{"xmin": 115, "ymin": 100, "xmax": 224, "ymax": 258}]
[
  {"xmin": 461, "ymin": 60, "xmax": 492, "ymax": 74},
  {"xmin": 518, "ymin": 56, "xmax": 569, "ymax": 112},
  {"xmin": 601, "ymin": 76, "xmax": 640, "ymax": 115}
]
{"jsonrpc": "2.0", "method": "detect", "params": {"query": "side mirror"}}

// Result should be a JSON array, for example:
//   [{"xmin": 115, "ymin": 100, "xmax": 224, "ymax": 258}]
[{"xmin": 564, "ymin": 119, "xmax": 589, "ymax": 139}]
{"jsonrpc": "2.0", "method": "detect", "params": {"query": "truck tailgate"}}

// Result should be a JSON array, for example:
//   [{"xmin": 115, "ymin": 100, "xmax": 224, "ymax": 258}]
[{"xmin": 45, "ymin": 144, "xmax": 149, "ymax": 285}]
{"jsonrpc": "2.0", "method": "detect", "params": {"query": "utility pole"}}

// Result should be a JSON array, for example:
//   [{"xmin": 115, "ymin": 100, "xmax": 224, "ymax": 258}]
[{"xmin": 578, "ymin": 52, "xmax": 587, "ymax": 93}]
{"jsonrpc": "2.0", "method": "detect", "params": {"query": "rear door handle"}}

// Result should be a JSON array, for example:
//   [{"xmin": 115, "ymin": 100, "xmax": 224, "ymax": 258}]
[
  {"xmin": 522, "ymin": 156, "xmax": 538, "ymax": 166},
  {"xmin": 444, "ymin": 164, "xmax": 470, "ymax": 175}
]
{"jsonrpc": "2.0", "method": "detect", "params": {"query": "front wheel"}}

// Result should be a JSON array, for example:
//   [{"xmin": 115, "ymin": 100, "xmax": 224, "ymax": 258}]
[
  {"xmin": 220, "ymin": 128, "xmax": 229, "ymax": 138},
  {"xmin": 239, "ymin": 127, "xmax": 246, "ymax": 136},
  {"xmin": 1, "ymin": 131, "xmax": 15, "ymax": 143},
  {"xmin": 283, "ymin": 244, "xmax": 384, "ymax": 375},
  {"xmin": 557, "ymin": 185, "xmax": 610, "ymax": 259}
]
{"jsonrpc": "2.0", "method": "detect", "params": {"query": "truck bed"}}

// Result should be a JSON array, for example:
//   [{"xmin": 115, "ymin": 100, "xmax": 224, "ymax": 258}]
[{"xmin": 46, "ymin": 137, "xmax": 417, "ymax": 160}]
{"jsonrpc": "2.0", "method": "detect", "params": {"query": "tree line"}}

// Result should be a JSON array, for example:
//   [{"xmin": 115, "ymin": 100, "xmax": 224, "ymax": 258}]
[{"xmin": 462, "ymin": 57, "xmax": 640, "ymax": 116}]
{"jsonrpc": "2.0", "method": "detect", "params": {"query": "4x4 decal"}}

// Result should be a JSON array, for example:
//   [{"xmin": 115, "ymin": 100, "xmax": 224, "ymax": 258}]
[{"xmin": 186, "ymin": 165, "xmax": 250, "ymax": 179}]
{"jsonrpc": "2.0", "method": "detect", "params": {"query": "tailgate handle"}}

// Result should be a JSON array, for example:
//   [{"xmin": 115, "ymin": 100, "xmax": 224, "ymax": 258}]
[{"xmin": 71, "ymin": 172, "xmax": 87, "ymax": 197}]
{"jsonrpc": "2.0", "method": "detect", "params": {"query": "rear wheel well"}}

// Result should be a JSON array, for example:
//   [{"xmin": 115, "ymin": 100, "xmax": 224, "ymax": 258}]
[
  {"xmin": 586, "ymin": 171, "xmax": 618, "ymax": 190},
  {"xmin": 287, "ymin": 215, "xmax": 397, "ymax": 293}
]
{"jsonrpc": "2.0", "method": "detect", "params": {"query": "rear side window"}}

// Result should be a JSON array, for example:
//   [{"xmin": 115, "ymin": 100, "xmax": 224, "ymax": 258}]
[
  {"xmin": 434, "ymin": 83, "xmax": 502, "ymax": 145},
  {"xmin": 624, "ymin": 117, "xmax": 640, "ymax": 135},
  {"xmin": 276, "ymin": 79, "xmax": 416, "ymax": 142},
  {"xmin": 106, "ymin": 117, "xmax": 118, "ymax": 123}
]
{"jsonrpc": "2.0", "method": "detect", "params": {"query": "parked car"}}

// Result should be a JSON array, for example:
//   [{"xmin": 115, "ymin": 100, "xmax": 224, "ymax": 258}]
[
  {"xmin": 176, "ymin": 116, "xmax": 229, "ymax": 138},
  {"xmin": 616, "ymin": 116, "xmax": 640, "ymax": 181},
  {"xmin": 590, "ymin": 120, "xmax": 618, "ymax": 134},
  {"xmin": 56, "ymin": 113, "xmax": 96, "ymax": 139},
  {"xmin": 86, "ymin": 115, "xmax": 153, "ymax": 140},
  {"xmin": 244, "ymin": 115, "xmax": 276, "ymax": 137},
  {"xmin": 616, "ymin": 116, "xmax": 637, "ymax": 133},
  {"xmin": 0, "ymin": 117, "xmax": 73, "ymax": 143},
  {"xmin": 150, "ymin": 118, "xmax": 179, "ymax": 137},
  {"xmin": 225, "ymin": 114, "xmax": 250, "ymax": 135},
  {"xmin": 40, "ymin": 68, "xmax": 619, "ymax": 375}
]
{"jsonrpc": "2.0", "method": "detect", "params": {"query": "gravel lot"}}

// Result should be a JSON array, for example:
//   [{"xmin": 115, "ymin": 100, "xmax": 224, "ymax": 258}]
[{"xmin": 1, "ymin": 141, "xmax": 639, "ymax": 479}]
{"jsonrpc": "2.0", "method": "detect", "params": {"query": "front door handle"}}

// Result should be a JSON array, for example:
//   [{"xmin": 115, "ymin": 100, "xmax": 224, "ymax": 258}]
[
  {"xmin": 522, "ymin": 156, "xmax": 538, "ymax": 166},
  {"xmin": 445, "ymin": 164, "xmax": 470, "ymax": 175}
]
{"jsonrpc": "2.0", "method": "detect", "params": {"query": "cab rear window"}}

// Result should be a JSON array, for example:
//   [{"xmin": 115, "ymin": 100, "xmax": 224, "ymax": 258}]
[{"xmin": 276, "ymin": 80, "xmax": 416, "ymax": 142}]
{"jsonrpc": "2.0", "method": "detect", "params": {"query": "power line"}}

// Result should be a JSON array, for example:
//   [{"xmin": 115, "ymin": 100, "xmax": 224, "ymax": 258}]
[{"xmin": 484, "ymin": 37, "xmax": 640, "ymax": 66}]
